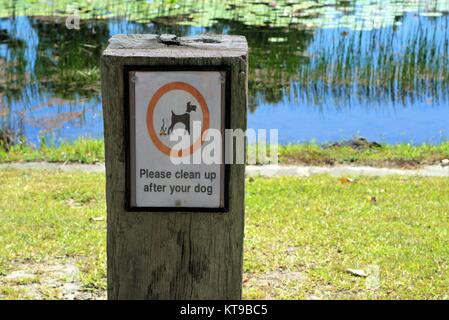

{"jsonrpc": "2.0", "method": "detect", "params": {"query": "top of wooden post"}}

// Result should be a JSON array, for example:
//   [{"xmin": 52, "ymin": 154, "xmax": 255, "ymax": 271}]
[{"xmin": 102, "ymin": 34, "xmax": 248, "ymax": 58}]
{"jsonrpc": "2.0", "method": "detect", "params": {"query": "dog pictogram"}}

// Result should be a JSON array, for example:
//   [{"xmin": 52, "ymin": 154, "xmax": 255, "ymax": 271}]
[{"xmin": 165, "ymin": 101, "xmax": 197, "ymax": 135}]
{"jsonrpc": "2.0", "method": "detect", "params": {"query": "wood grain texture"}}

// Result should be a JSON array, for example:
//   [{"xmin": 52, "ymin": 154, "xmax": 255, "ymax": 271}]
[{"xmin": 101, "ymin": 34, "xmax": 248, "ymax": 299}]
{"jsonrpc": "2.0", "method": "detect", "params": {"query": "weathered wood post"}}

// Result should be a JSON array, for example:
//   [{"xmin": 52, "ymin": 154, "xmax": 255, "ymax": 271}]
[{"xmin": 101, "ymin": 34, "xmax": 248, "ymax": 299}]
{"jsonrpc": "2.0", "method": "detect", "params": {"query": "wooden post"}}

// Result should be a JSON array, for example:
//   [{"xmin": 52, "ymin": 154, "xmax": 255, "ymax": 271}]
[{"xmin": 101, "ymin": 34, "xmax": 248, "ymax": 299}]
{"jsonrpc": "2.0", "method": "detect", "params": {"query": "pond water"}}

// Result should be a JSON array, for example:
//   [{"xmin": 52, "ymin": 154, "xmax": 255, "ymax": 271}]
[{"xmin": 0, "ymin": 0, "xmax": 448, "ymax": 145}]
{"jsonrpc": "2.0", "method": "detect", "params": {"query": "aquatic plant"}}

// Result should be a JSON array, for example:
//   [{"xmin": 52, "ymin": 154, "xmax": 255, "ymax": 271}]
[
  {"xmin": 1, "ymin": 0, "xmax": 448, "ymax": 30},
  {"xmin": 293, "ymin": 13, "xmax": 449, "ymax": 108}
]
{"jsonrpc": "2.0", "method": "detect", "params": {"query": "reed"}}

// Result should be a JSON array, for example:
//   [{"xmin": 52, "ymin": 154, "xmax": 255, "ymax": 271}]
[{"xmin": 294, "ymin": 14, "xmax": 449, "ymax": 107}]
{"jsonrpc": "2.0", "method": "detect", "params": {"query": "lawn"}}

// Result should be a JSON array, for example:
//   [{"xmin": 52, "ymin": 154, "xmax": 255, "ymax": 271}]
[
  {"xmin": 0, "ymin": 170, "xmax": 449, "ymax": 299},
  {"xmin": 1, "ymin": 138, "xmax": 449, "ymax": 168}
]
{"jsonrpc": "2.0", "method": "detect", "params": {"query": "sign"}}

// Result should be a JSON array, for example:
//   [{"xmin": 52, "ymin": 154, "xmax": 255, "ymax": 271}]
[
  {"xmin": 126, "ymin": 68, "xmax": 227, "ymax": 210},
  {"xmin": 103, "ymin": 34, "xmax": 247, "ymax": 299}
]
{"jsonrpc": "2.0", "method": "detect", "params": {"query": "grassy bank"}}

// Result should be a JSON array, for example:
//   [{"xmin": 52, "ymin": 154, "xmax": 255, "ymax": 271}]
[
  {"xmin": 278, "ymin": 142, "xmax": 449, "ymax": 168},
  {"xmin": 1, "ymin": 138, "xmax": 449, "ymax": 168},
  {"xmin": 0, "ymin": 139, "xmax": 104, "ymax": 164},
  {"xmin": 1, "ymin": 170, "xmax": 449, "ymax": 299}
]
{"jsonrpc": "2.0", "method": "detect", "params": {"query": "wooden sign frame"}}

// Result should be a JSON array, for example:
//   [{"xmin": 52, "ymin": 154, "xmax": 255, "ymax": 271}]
[{"xmin": 124, "ymin": 65, "xmax": 231, "ymax": 212}]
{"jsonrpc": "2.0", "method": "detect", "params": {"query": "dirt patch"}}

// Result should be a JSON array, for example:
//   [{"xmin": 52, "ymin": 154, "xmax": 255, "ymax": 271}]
[
  {"xmin": 0, "ymin": 260, "xmax": 106, "ymax": 300},
  {"xmin": 324, "ymin": 138, "xmax": 382, "ymax": 151},
  {"xmin": 243, "ymin": 270, "xmax": 307, "ymax": 299}
]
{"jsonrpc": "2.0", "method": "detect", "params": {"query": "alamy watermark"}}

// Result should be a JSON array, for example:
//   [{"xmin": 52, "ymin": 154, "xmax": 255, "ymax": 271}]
[
  {"xmin": 65, "ymin": 5, "xmax": 80, "ymax": 30},
  {"xmin": 168, "ymin": 121, "xmax": 278, "ymax": 165}
]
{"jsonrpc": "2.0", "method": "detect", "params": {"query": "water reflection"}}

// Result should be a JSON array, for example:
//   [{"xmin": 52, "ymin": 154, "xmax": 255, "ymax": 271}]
[
  {"xmin": 209, "ymin": 19, "xmax": 315, "ymax": 111},
  {"xmin": 0, "ymin": 0, "xmax": 448, "ymax": 144}
]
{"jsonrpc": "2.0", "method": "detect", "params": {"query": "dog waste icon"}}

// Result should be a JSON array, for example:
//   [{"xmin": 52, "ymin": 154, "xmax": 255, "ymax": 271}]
[{"xmin": 147, "ymin": 81, "xmax": 210, "ymax": 157}]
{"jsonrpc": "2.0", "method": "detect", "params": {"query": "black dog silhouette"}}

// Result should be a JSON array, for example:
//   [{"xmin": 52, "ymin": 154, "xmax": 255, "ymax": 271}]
[{"xmin": 167, "ymin": 101, "xmax": 197, "ymax": 135}]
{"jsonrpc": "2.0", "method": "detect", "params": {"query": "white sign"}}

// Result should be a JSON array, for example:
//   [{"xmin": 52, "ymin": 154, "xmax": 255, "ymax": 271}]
[{"xmin": 128, "ymin": 70, "xmax": 226, "ymax": 209}]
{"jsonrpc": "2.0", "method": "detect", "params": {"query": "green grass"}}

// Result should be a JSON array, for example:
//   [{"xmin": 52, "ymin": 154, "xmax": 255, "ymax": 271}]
[
  {"xmin": 278, "ymin": 142, "xmax": 449, "ymax": 168},
  {"xmin": 0, "ymin": 170, "xmax": 106, "ymax": 299},
  {"xmin": 0, "ymin": 139, "xmax": 104, "ymax": 164},
  {"xmin": 1, "ymin": 138, "xmax": 449, "ymax": 168},
  {"xmin": 1, "ymin": 170, "xmax": 449, "ymax": 299},
  {"xmin": 244, "ymin": 175, "xmax": 449, "ymax": 299}
]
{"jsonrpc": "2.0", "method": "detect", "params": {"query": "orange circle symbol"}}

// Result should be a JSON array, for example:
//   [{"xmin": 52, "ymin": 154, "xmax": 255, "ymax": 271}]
[{"xmin": 146, "ymin": 82, "xmax": 210, "ymax": 157}]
